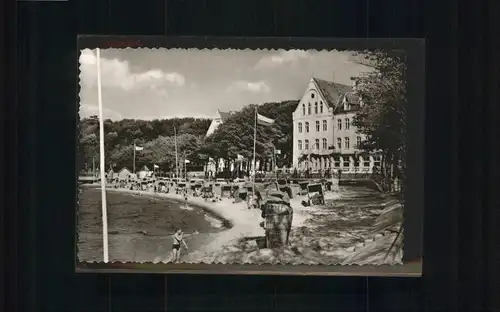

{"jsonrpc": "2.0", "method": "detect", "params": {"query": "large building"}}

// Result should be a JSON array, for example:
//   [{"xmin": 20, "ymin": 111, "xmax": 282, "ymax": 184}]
[{"xmin": 292, "ymin": 77, "xmax": 381, "ymax": 173}]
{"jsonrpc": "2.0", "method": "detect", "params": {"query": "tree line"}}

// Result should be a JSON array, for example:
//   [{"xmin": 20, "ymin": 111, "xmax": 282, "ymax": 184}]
[{"xmin": 78, "ymin": 100, "xmax": 298, "ymax": 174}]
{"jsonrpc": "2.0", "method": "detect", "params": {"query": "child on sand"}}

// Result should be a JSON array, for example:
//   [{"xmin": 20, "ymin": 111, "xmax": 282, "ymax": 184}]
[{"xmin": 171, "ymin": 229, "xmax": 188, "ymax": 263}]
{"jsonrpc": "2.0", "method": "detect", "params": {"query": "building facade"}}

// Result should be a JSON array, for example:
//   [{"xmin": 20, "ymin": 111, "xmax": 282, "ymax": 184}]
[{"xmin": 292, "ymin": 77, "xmax": 381, "ymax": 174}]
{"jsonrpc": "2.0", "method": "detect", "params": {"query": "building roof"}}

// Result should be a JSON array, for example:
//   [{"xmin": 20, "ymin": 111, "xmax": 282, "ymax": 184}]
[
  {"xmin": 344, "ymin": 91, "xmax": 360, "ymax": 105},
  {"xmin": 312, "ymin": 78, "xmax": 361, "ymax": 114},
  {"xmin": 313, "ymin": 78, "xmax": 352, "ymax": 107},
  {"xmin": 218, "ymin": 110, "xmax": 233, "ymax": 122},
  {"xmin": 119, "ymin": 167, "xmax": 131, "ymax": 173}
]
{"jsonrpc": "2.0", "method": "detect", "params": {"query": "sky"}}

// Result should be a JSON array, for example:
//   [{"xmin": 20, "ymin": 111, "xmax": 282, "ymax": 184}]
[{"xmin": 79, "ymin": 48, "xmax": 372, "ymax": 120}]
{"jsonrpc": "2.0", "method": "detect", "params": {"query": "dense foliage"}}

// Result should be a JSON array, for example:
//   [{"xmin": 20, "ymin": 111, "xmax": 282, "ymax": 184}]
[
  {"xmin": 201, "ymin": 100, "xmax": 298, "ymax": 168},
  {"xmin": 79, "ymin": 100, "xmax": 298, "ymax": 174},
  {"xmin": 79, "ymin": 116, "xmax": 211, "ymax": 172},
  {"xmin": 351, "ymin": 50, "xmax": 407, "ymax": 194}
]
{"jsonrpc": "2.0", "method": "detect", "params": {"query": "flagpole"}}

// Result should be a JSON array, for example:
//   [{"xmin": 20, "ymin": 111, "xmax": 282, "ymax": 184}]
[
  {"xmin": 273, "ymin": 147, "xmax": 279, "ymax": 186},
  {"xmin": 252, "ymin": 107, "xmax": 257, "ymax": 196},
  {"xmin": 174, "ymin": 127, "xmax": 179, "ymax": 179},
  {"xmin": 96, "ymin": 48, "xmax": 109, "ymax": 263},
  {"xmin": 133, "ymin": 142, "xmax": 136, "ymax": 174}
]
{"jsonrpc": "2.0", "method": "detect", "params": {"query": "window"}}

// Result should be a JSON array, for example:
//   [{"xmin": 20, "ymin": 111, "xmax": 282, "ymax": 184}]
[
  {"xmin": 345, "ymin": 137, "xmax": 350, "ymax": 149},
  {"xmin": 311, "ymin": 93, "xmax": 315, "ymax": 98},
  {"xmin": 298, "ymin": 122, "xmax": 303, "ymax": 133},
  {"xmin": 305, "ymin": 122, "xmax": 310, "ymax": 132},
  {"xmin": 374, "ymin": 155, "xmax": 381, "ymax": 168},
  {"xmin": 334, "ymin": 158, "xmax": 340, "ymax": 167},
  {"xmin": 308, "ymin": 103, "xmax": 311, "ymax": 115},
  {"xmin": 322, "ymin": 120, "xmax": 327, "ymax": 131},
  {"xmin": 345, "ymin": 118, "xmax": 350, "ymax": 130},
  {"xmin": 302, "ymin": 104, "xmax": 305, "ymax": 115},
  {"xmin": 315, "ymin": 121, "xmax": 320, "ymax": 132},
  {"xmin": 363, "ymin": 160, "xmax": 370, "ymax": 167},
  {"xmin": 305, "ymin": 140, "xmax": 309, "ymax": 150},
  {"xmin": 322, "ymin": 138, "xmax": 327, "ymax": 149},
  {"xmin": 315, "ymin": 139, "xmax": 320, "ymax": 150},
  {"xmin": 298, "ymin": 140, "xmax": 302, "ymax": 150},
  {"xmin": 320, "ymin": 102, "xmax": 323, "ymax": 113},
  {"xmin": 343, "ymin": 158, "xmax": 350, "ymax": 167},
  {"xmin": 356, "ymin": 136, "xmax": 361, "ymax": 148},
  {"xmin": 337, "ymin": 138, "xmax": 342, "ymax": 149},
  {"xmin": 337, "ymin": 119, "xmax": 342, "ymax": 130},
  {"xmin": 314, "ymin": 102, "xmax": 318, "ymax": 114}
]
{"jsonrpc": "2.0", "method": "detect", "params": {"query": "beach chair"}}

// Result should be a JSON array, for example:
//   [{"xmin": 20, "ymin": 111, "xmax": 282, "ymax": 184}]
[
  {"xmin": 261, "ymin": 193, "xmax": 293, "ymax": 248},
  {"xmin": 307, "ymin": 183, "xmax": 325, "ymax": 205}
]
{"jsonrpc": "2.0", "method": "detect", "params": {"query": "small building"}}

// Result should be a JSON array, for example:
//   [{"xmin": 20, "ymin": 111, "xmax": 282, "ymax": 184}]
[
  {"xmin": 138, "ymin": 165, "xmax": 152, "ymax": 179},
  {"xmin": 205, "ymin": 109, "xmax": 234, "ymax": 137},
  {"xmin": 118, "ymin": 167, "xmax": 132, "ymax": 180}
]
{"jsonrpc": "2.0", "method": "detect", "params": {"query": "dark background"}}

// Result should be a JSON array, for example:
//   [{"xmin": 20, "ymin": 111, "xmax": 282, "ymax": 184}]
[{"xmin": 3, "ymin": 0, "xmax": 500, "ymax": 311}]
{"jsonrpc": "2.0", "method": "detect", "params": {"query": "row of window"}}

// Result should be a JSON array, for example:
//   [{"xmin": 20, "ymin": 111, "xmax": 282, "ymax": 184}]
[
  {"xmin": 298, "ymin": 118, "xmax": 351, "ymax": 133},
  {"xmin": 301, "ymin": 157, "xmax": 382, "ymax": 168},
  {"xmin": 298, "ymin": 136, "xmax": 362, "ymax": 150},
  {"xmin": 302, "ymin": 101, "xmax": 324, "ymax": 116},
  {"xmin": 298, "ymin": 120, "xmax": 327, "ymax": 133}
]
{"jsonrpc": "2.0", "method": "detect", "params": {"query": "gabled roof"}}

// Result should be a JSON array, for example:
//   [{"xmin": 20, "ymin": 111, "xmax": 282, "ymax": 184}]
[
  {"xmin": 334, "ymin": 91, "xmax": 362, "ymax": 113},
  {"xmin": 119, "ymin": 167, "xmax": 131, "ymax": 173},
  {"xmin": 141, "ymin": 165, "xmax": 150, "ymax": 171},
  {"xmin": 344, "ymin": 92, "xmax": 360, "ymax": 105},
  {"xmin": 312, "ymin": 78, "xmax": 352, "ymax": 107},
  {"xmin": 217, "ymin": 110, "xmax": 233, "ymax": 122}
]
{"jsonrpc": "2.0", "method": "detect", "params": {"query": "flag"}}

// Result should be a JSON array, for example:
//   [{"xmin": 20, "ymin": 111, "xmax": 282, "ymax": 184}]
[
  {"xmin": 274, "ymin": 149, "xmax": 281, "ymax": 155},
  {"xmin": 153, "ymin": 164, "xmax": 159, "ymax": 169},
  {"xmin": 184, "ymin": 159, "xmax": 190, "ymax": 164},
  {"xmin": 135, "ymin": 146, "xmax": 144, "ymax": 151},
  {"xmin": 257, "ymin": 113, "xmax": 275, "ymax": 126}
]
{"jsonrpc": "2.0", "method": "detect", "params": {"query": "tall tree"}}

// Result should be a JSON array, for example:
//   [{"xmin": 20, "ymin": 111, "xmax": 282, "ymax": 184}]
[{"xmin": 351, "ymin": 50, "xmax": 407, "ymax": 195}]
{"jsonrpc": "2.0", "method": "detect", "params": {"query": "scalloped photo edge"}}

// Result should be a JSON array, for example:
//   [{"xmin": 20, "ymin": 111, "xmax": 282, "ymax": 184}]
[{"xmin": 75, "ymin": 36, "xmax": 424, "ymax": 276}]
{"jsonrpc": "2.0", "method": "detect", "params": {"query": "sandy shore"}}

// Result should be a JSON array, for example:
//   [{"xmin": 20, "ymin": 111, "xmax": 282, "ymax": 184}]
[{"xmin": 93, "ymin": 185, "xmax": 402, "ymax": 265}]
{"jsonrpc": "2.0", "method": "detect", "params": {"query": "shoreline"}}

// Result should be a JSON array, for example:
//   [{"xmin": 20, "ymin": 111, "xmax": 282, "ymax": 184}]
[
  {"xmin": 104, "ymin": 188, "xmax": 236, "ymax": 228},
  {"xmin": 102, "ymin": 187, "xmax": 266, "ymax": 262},
  {"xmin": 105, "ymin": 188, "xmax": 234, "ymax": 229}
]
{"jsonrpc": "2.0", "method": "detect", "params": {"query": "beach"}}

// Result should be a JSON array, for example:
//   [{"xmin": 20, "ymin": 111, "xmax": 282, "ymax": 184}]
[{"xmin": 77, "ymin": 183, "xmax": 403, "ymax": 265}]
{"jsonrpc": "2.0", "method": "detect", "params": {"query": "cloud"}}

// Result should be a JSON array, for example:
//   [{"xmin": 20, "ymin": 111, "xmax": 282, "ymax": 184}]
[
  {"xmin": 255, "ymin": 50, "xmax": 311, "ymax": 69},
  {"xmin": 80, "ymin": 104, "xmax": 123, "ymax": 121},
  {"xmin": 225, "ymin": 80, "xmax": 271, "ymax": 93},
  {"xmin": 79, "ymin": 49, "xmax": 185, "ymax": 93},
  {"xmin": 136, "ymin": 114, "xmax": 214, "ymax": 120}
]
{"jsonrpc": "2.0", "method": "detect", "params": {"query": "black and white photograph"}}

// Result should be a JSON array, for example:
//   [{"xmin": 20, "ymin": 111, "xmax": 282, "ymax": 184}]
[{"xmin": 77, "ymin": 44, "xmax": 416, "ymax": 268}]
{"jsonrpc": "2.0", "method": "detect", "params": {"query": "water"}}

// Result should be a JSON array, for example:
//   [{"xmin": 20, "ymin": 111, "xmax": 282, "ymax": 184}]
[{"xmin": 77, "ymin": 186, "xmax": 225, "ymax": 263}]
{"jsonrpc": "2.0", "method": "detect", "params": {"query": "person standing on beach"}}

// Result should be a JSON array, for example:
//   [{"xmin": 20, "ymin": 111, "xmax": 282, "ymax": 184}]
[{"xmin": 171, "ymin": 229, "xmax": 188, "ymax": 263}]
